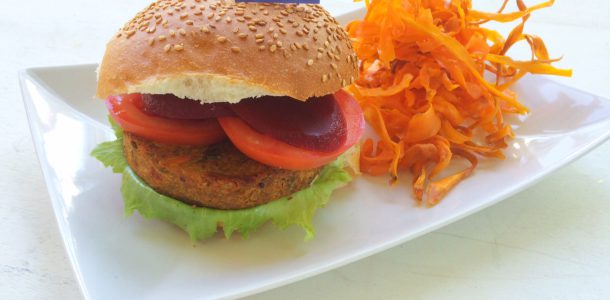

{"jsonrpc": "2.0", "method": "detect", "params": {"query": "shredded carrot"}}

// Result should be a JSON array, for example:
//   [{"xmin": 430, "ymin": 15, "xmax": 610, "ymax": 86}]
[{"xmin": 347, "ymin": 0, "xmax": 571, "ymax": 206}]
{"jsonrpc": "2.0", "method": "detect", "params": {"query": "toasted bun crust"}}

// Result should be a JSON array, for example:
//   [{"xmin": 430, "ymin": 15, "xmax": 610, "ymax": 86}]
[{"xmin": 97, "ymin": 0, "xmax": 358, "ymax": 103}]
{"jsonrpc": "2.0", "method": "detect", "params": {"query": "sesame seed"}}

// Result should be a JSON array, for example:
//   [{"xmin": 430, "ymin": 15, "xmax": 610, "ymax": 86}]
[
  {"xmin": 178, "ymin": 28, "xmax": 186, "ymax": 36},
  {"xmin": 307, "ymin": 59, "xmax": 314, "ymax": 66},
  {"xmin": 233, "ymin": 27, "xmax": 239, "ymax": 33},
  {"xmin": 255, "ymin": 33, "xmax": 264, "ymax": 39},
  {"xmin": 148, "ymin": 38, "xmax": 155, "ymax": 46},
  {"xmin": 174, "ymin": 44, "xmax": 184, "ymax": 51},
  {"xmin": 158, "ymin": 35, "xmax": 167, "ymax": 41},
  {"xmin": 238, "ymin": 33, "xmax": 247, "ymax": 39},
  {"xmin": 231, "ymin": 46, "xmax": 241, "ymax": 53},
  {"xmin": 164, "ymin": 44, "xmax": 172, "ymax": 52},
  {"xmin": 248, "ymin": 25, "xmax": 257, "ymax": 31},
  {"xmin": 342, "ymin": 79, "xmax": 347, "ymax": 86},
  {"xmin": 276, "ymin": 41, "xmax": 283, "ymax": 47},
  {"xmin": 331, "ymin": 63, "xmax": 337, "ymax": 69},
  {"xmin": 217, "ymin": 36, "xmax": 227, "ymax": 43},
  {"xmin": 322, "ymin": 74, "xmax": 328, "ymax": 82},
  {"xmin": 180, "ymin": 13, "xmax": 188, "ymax": 19},
  {"xmin": 169, "ymin": 30, "xmax": 176, "ymax": 37},
  {"xmin": 148, "ymin": 26, "xmax": 156, "ymax": 33},
  {"xmin": 255, "ymin": 38, "xmax": 264, "ymax": 44},
  {"xmin": 269, "ymin": 44, "xmax": 277, "ymax": 52},
  {"xmin": 279, "ymin": 28, "xmax": 287, "ymax": 34},
  {"xmin": 201, "ymin": 26, "xmax": 210, "ymax": 33},
  {"xmin": 259, "ymin": 45, "xmax": 266, "ymax": 51}
]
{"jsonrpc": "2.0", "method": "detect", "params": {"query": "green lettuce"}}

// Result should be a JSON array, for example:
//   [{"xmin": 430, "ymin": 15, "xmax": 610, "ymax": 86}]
[{"xmin": 91, "ymin": 117, "xmax": 352, "ymax": 241}]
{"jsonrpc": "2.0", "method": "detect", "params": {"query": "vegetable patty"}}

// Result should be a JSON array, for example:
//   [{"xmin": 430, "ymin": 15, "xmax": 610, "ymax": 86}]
[{"xmin": 123, "ymin": 132, "xmax": 322, "ymax": 210}]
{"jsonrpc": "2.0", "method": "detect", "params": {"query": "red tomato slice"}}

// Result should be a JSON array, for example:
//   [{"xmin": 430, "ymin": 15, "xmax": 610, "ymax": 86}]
[
  {"xmin": 218, "ymin": 90, "xmax": 364, "ymax": 170},
  {"xmin": 106, "ymin": 94, "xmax": 226, "ymax": 146}
]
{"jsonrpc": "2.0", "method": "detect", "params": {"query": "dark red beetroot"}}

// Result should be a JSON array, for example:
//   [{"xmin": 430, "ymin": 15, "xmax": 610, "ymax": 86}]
[
  {"xmin": 140, "ymin": 93, "xmax": 347, "ymax": 153},
  {"xmin": 229, "ymin": 95, "xmax": 347, "ymax": 152},
  {"xmin": 141, "ymin": 94, "xmax": 234, "ymax": 119}
]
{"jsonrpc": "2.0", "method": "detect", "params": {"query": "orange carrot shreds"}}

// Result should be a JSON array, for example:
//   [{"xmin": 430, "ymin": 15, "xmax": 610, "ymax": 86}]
[{"xmin": 347, "ymin": 0, "xmax": 571, "ymax": 205}]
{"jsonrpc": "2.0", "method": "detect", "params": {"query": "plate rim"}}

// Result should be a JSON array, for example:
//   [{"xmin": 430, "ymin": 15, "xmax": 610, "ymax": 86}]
[{"xmin": 18, "ymin": 70, "xmax": 92, "ymax": 300}]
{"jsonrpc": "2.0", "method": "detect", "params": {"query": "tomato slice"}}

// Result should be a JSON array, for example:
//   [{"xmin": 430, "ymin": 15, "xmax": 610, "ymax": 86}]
[
  {"xmin": 106, "ymin": 94, "xmax": 226, "ymax": 146},
  {"xmin": 218, "ymin": 90, "xmax": 364, "ymax": 170}
]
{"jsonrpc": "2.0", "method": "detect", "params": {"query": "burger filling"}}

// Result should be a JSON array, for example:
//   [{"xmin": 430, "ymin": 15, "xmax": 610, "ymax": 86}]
[{"xmin": 105, "ymin": 90, "xmax": 363, "ymax": 170}]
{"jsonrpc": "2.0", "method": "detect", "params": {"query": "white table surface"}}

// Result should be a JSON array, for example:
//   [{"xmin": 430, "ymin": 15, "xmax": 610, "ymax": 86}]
[{"xmin": 2, "ymin": 1, "xmax": 609, "ymax": 299}]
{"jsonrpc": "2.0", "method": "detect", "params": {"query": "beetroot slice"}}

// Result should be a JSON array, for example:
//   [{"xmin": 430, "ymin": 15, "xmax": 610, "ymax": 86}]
[
  {"xmin": 141, "ymin": 94, "xmax": 234, "ymax": 119},
  {"xmin": 140, "ymin": 93, "xmax": 348, "ymax": 153},
  {"xmin": 228, "ymin": 95, "xmax": 347, "ymax": 153}
]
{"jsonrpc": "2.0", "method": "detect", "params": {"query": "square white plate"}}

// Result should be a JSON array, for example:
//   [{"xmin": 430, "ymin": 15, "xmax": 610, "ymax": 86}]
[{"xmin": 19, "ymin": 7, "xmax": 610, "ymax": 300}]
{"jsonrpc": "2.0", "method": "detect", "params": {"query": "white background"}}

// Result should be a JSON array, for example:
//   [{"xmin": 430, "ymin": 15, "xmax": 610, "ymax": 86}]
[{"xmin": 2, "ymin": 0, "xmax": 609, "ymax": 299}]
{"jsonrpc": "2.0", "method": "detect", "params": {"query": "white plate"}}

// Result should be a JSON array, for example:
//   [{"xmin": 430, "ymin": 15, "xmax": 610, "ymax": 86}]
[{"xmin": 19, "ymin": 10, "xmax": 610, "ymax": 300}]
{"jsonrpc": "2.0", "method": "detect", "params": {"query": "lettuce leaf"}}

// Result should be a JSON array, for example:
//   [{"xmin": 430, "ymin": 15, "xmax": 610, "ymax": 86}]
[
  {"xmin": 91, "ymin": 117, "xmax": 352, "ymax": 241},
  {"xmin": 90, "ymin": 119, "xmax": 127, "ymax": 173}
]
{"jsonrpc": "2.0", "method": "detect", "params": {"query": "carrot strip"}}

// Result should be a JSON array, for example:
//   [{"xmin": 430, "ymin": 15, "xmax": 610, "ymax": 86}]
[
  {"xmin": 487, "ymin": 54, "xmax": 573, "ymax": 76},
  {"xmin": 468, "ymin": 0, "xmax": 555, "ymax": 23},
  {"xmin": 348, "ymin": 0, "xmax": 570, "ymax": 204},
  {"xmin": 426, "ymin": 148, "xmax": 478, "ymax": 206}
]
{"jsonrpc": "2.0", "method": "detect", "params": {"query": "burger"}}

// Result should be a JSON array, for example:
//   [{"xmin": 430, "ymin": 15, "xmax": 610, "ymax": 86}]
[{"xmin": 92, "ymin": 0, "xmax": 363, "ymax": 241}]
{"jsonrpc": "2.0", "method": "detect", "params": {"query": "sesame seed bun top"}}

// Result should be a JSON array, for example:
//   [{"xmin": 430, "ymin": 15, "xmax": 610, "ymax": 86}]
[{"xmin": 96, "ymin": 0, "xmax": 359, "ymax": 103}]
